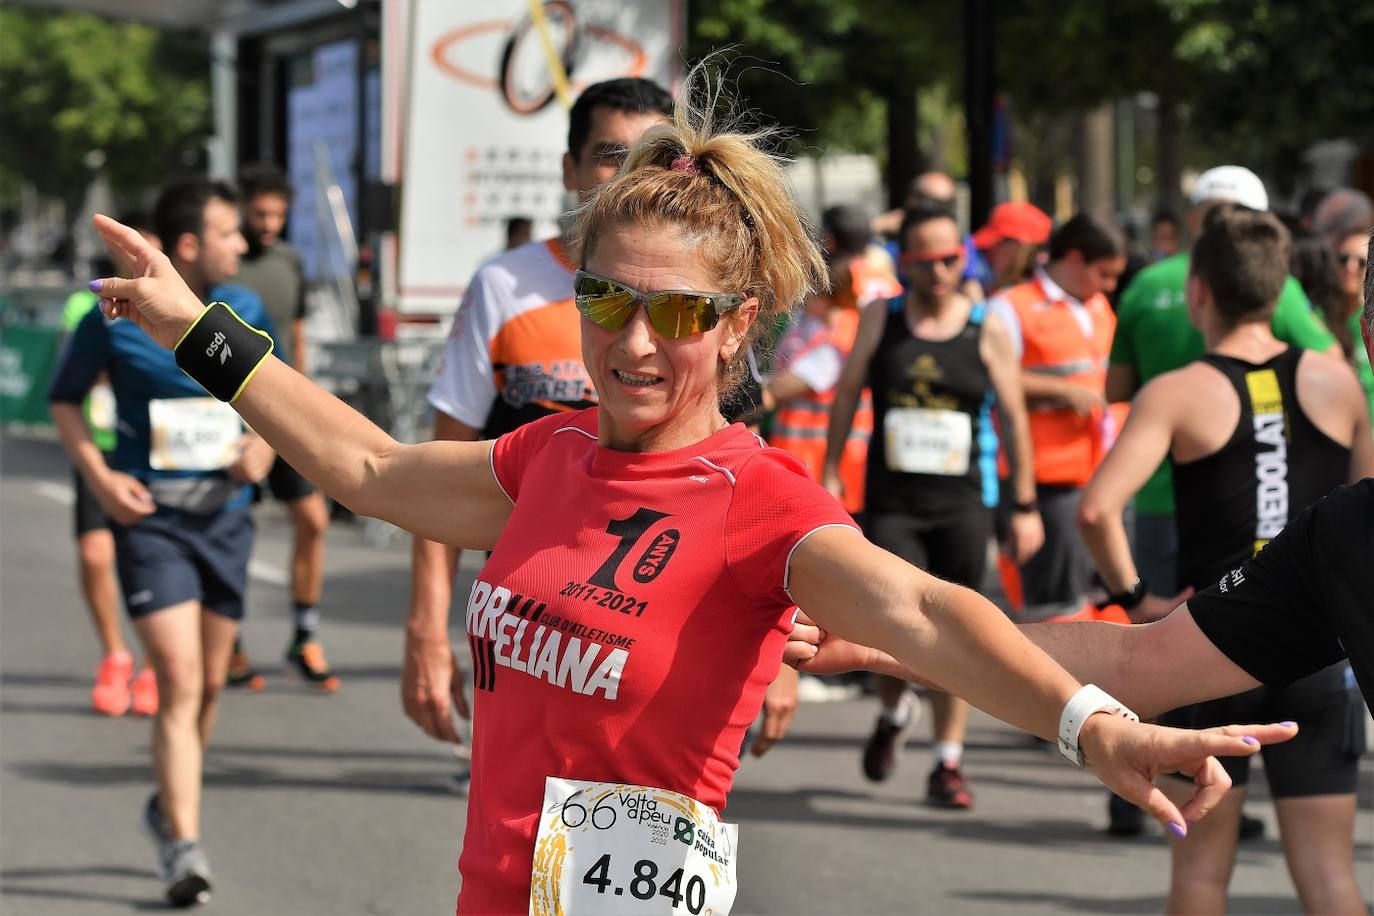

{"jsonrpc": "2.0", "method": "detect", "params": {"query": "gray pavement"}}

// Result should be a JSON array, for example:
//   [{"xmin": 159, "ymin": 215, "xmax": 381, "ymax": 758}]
[{"xmin": 2, "ymin": 431, "xmax": 1370, "ymax": 915}]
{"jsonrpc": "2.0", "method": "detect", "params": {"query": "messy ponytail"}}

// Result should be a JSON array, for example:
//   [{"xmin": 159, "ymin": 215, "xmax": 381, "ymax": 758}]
[{"xmin": 571, "ymin": 61, "xmax": 827, "ymax": 394}]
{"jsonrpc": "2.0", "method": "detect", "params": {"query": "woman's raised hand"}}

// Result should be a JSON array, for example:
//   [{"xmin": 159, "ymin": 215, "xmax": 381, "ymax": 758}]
[{"xmin": 89, "ymin": 214, "xmax": 205, "ymax": 350}]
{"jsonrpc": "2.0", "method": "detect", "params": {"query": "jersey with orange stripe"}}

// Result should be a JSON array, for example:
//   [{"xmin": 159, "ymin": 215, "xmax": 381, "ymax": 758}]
[{"xmin": 429, "ymin": 239, "xmax": 597, "ymax": 438}]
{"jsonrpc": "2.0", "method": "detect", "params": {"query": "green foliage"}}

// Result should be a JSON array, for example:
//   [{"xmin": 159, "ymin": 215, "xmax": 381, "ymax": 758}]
[
  {"xmin": 999, "ymin": 0, "xmax": 1374, "ymax": 156},
  {"xmin": 688, "ymin": 0, "xmax": 958, "ymax": 159},
  {"xmin": 0, "ymin": 8, "xmax": 211, "ymax": 207}
]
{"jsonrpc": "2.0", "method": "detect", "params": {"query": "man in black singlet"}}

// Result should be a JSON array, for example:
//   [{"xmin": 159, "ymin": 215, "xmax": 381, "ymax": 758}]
[
  {"xmin": 824, "ymin": 206, "xmax": 1043, "ymax": 809},
  {"xmin": 1074, "ymin": 207, "xmax": 1370, "ymax": 912}
]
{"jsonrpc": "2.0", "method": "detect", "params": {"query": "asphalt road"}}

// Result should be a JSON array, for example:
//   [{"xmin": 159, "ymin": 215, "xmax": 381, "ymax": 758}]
[{"xmin": 2, "ymin": 431, "xmax": 1370, "ymax": 915}]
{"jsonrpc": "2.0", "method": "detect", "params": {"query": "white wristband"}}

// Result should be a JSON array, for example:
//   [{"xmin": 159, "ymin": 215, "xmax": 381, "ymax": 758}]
[{"xmin": 1058, "ymin": 684, "xmax": 1139, "ymax": 768}]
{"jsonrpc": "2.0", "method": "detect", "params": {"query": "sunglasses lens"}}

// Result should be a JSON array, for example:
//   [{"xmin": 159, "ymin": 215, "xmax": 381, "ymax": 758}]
[
  {"xmin": 647, "ymin": 292, "xmax": 718, "ymax": 339},
  {"xmin": 575, "ymin": 276, "xmax": 636, "ymax": 330}
]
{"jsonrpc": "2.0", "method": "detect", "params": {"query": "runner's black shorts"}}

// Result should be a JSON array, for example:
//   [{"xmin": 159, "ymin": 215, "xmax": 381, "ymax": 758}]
[
  {"xmin": 1160, "ymin": 663, "xmax": 1361, "ymax": 797},
  {"xmin": 261, "ymin": 455, "xmax": 316, "ymax": 503},
  {"xmin": 864, "ymin": 508, "xmax": 992, "ymax": 591},
  {"xmin": 110, "ymin": 505, "xmax": 255, "ymax": 621},
  {"xmin": 74, "ymin": 468, "xmax": 109, "ymax": 537}
]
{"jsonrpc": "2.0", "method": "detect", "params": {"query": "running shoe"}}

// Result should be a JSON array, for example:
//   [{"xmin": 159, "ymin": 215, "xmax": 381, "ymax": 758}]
[
  {"xmin": 285, "ymin": 640, "xmax": 341, "ymax": 692},
  {"xmin": 1107, "ymin": 792, "xmax": 1145, "ymax": 837},
  {"xmin": 926, "ymin": 762, "xmax": 974, "ymax": 809},
  {"xmin": 226, "ymin": 649, "xmax": 266, "ymax": 691},
  {"xmin": 129, "ymin": 667, "xmax": 158, "ymax": 716},
  {"xmin": 91, "ymin": 650, "xmax": 133, "ymax": 717},
  {"xmin": 159, "ymin": 839, "xmax": 213, "ymax": 907},
  {"xmin": 861, "ymin": 714, "xmax": 908, "ymax": 782}
]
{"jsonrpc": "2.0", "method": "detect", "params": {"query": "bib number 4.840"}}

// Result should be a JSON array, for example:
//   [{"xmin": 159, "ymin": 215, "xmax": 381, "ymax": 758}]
[{"xmin": 582, "ymin": 855, "xmax": 708, "ymax": 914}]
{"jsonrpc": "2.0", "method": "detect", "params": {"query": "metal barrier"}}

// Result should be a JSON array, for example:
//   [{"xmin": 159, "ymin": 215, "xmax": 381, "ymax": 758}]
[{"xmin": 313, "ymin": 334, "xmax": 447, "ymax": 545}]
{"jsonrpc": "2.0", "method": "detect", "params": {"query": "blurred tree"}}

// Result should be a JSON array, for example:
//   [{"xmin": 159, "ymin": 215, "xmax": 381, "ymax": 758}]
[
  {"xmin": 689, "ymin": 0, "xmax": 960, "ymax": 208},
  {"xmin": 999, "ymin": 0, "xmax": 1374, "ymax": 210},
  {"xmin": 0, "ymin": 8, "xmax": 211, "ymax": 213}
]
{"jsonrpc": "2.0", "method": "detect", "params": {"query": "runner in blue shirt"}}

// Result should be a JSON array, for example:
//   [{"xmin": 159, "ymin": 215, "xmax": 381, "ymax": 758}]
[{"xmin": 48, "ymin": 180, "xmax": 277, "ymax": 908}]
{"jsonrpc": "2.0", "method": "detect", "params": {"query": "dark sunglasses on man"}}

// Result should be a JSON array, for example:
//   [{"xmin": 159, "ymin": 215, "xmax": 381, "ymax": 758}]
[
  {"xmin": 573, "ymin": 269, "xmax": 745, "ymax": 339},
  {"xmin": 899, "ymin": 249, "xmax": 963, "ymax": 272}
]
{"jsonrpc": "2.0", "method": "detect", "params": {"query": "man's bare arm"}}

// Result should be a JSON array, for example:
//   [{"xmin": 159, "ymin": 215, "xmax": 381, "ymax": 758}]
[{"xmin": 1019, "ymin": 609, "xmax": 1261, "ymax": 718}]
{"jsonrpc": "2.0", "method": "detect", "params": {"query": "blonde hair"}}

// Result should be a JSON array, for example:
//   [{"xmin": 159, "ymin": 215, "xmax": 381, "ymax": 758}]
[{"xmin": 571, "ymin": 64, "xmax": 827, "ymax": 393}]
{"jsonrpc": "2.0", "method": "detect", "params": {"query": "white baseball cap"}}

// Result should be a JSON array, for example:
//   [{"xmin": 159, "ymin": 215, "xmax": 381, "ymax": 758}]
[{"xmin": 1191, "ymin": 165, "xmax": 1268, "ymax": 212}]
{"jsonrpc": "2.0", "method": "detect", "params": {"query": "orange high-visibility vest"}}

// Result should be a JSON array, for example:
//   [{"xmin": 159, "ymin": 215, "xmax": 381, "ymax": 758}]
[
  {"xmin": 771, "ymin": 306, "xmax": 872, "ymax": 514},
  {"xmin": 1003, "ymin": 276, "xmax": 1116, "ymax": 488}
]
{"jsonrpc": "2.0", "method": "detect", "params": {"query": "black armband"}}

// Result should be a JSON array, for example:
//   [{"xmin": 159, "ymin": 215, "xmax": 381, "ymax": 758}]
[{"xmin": 174, "ymin": 302, "xmax": 274, "ymax": 402}]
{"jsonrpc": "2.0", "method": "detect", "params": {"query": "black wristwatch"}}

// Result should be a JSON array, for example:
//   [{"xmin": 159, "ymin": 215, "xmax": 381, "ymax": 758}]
[
  {"xmin": 1012, "ymin": 500, "xmax": 1039, "ymax": 514},
  {"xmin": 1105, "ymin": 578, "xmax": 1148, "ymax": 612}
]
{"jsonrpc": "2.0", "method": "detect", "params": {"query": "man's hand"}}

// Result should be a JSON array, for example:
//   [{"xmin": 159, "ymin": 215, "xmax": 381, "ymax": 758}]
[
  {"xmin": 784, "ymin": 613, "xmax": 878, "ymax": 676},
  {"xmin": 1063, "ymin": 384, "xmax": 1109, "ymax": 417},
  {"xmin": 1129, "ymin": 586, "xmax": 1194, "ymax": 624},
  {"xmin": 226, "ymin": 434, "xmax": 276, "ymax": 484},
  {"xmin": 401, "ymin": 627, "xmax": 468, "ymax": 743},
  {"xmin": 94, "ymin": 470, "xmax": 156, "ymax": 525},
  {"xmin": 750, "ymin": 665, "xmax": 799, "ymax": 757},
  {"xmin": 1007, "ymin": 510, "xmax": 1045, "ymax": 563},
  {"xmin": 1078, "ymin": 714, "xmax": 1297, "ymax": 835}
]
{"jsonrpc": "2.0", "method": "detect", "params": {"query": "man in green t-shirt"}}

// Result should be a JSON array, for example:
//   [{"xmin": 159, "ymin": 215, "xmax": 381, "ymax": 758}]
[
  {"xmin": 1108, "ymin": 165, "xmax": 1338, "ymax": 603},
  {"xmin": 59, "ymin": 222, "xmax": 161, "ymax": 718}
]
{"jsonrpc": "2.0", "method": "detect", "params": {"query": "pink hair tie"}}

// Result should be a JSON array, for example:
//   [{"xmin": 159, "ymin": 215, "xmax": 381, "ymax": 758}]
[{"xmin": 671, "ymin": 153, "xmax": 700, "ymax": 174}]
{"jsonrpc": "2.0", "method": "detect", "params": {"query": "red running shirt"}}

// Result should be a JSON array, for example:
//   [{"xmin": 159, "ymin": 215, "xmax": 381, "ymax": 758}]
[{"xmin": 456, "ymin": 408, "xmax": 857, "ymax": 913}]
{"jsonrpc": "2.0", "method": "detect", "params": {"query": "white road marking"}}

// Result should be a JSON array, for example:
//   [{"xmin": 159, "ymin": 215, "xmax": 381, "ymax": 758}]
[
  {"xmin": 34, "ymin": 482, "xmax": 75, "ymax": 506},
  {"xmin": 248, "ymin": 560, "xmax": 289, "ymax": 587}
]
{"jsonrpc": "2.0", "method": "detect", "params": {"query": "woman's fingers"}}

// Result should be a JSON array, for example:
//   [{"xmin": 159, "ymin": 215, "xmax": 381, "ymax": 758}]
[
  {"xmin": 91, "ymin": 276, "xmax": 141, "ymax": 302},
  {"xmin": 93, "ymin": 213, "xmax": 154, "ymax": 266},
  {"xmin": 1176, "ymin": 756, "xmax": 1233, "ymax": 824},
  {"xmin": 1128, "ymin": 779, "xmax": 1189, "ymax": 838},
  {"xmin": 1163, "ymin": 723, "xmax": 1294, "ymax": 771}
]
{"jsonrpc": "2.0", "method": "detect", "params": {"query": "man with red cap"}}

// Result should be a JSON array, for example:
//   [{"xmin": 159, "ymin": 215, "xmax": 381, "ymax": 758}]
[{"xmin": 973, "ymin": 202, "xmax": 1054, "ymax": 296}]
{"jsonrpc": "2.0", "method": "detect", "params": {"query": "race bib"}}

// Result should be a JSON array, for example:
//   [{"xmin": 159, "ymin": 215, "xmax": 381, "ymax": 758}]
[
  {"xmin": 530, "ymin": 778, "xmax": 737, "ymax": 916},
  {"xmin": 883, "ymin": 407, "xmax": 972, "ymax": 476},
  {"xmin": 148, "ymin": 398, "xmax": 243, "ymax": 471}
]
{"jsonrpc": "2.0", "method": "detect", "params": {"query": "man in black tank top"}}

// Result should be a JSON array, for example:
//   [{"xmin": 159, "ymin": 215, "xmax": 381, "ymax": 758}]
[
  {"xmin": 1073, "ymin": 207, "xmax": 1370, "ymax": 913},
  {"xmin": 824, "ymin": 206, "xmax": 1043, "ymax": 810}
]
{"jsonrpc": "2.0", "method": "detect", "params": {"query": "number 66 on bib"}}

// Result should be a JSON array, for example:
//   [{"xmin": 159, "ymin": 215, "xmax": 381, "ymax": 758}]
[{"xmin": 530, "ymin": 778, "xmax": 737, "ymax": 915}]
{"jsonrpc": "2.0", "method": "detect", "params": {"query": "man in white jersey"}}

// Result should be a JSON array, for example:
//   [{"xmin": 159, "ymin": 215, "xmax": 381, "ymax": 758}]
[{"xmin": 403, "ymin": 79, "xmax": 674, "ymax": 744}]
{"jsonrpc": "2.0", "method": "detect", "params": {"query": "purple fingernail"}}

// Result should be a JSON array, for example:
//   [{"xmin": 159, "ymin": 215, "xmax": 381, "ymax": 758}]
[
  {"xmin": 97, "ymin": 298, "xmax": 111, "ymax": 317},
  {"xmin": 1167, "ymin": 823, "xmax": 1187, "ymax": 839},
  {"xmin": 1242, "ymin": 736, "xmax": 1259, "ymax": 746},
  {"xmin": 1279, "ymin": 721, "xmax": 1296, "ymax": 728},
  {"xmin": 88, "ymin": 279, "xmax": 103, "ymax": 293}
]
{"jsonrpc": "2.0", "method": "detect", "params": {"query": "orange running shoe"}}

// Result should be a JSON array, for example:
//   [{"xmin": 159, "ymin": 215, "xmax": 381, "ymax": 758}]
[
  {"xmin": 91, "ymin": 650, "xmax": 133, "ymax": 716},
  {"xmin": 285, "ymin": 640, "xmax": 340, "ymax": 692},
  {"xmin": 226, "ymin": 649, "xmax": 267, "ymax": 691},
  {"xmin": 129, "ymin": 667, "xmax": 159, "ymax": 716}
]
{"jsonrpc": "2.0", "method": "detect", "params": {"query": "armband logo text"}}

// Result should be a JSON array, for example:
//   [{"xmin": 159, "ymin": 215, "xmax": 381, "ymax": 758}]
[{"xmin": 206, "ymin": 330, "xmax": 232, "ymax": 364}]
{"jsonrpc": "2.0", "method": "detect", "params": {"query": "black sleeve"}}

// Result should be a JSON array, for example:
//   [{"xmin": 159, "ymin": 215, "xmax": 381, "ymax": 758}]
[
  {"xmin": 47, "ymin": 309, "xmax": 109, "ymax": 404},
  {"xmin": 1186, "ymin": 485, "xmax": 1355, "ymax": 688}
]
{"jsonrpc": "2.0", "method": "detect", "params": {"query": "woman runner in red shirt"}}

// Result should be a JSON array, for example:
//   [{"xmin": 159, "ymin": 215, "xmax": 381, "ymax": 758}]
[{"xmin": 89, "ymin": 74, "xmax": 1292, "ymax": 915}]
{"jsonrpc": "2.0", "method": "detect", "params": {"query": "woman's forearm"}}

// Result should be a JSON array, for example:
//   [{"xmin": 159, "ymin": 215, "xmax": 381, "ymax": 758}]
[
  {"xmin": 792, "ymin": 534, "xmax": 1083, "ymax": 741},
  {"xmin": 231, "ymin": 357, "xmax": 400, "ymax": 518}
]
